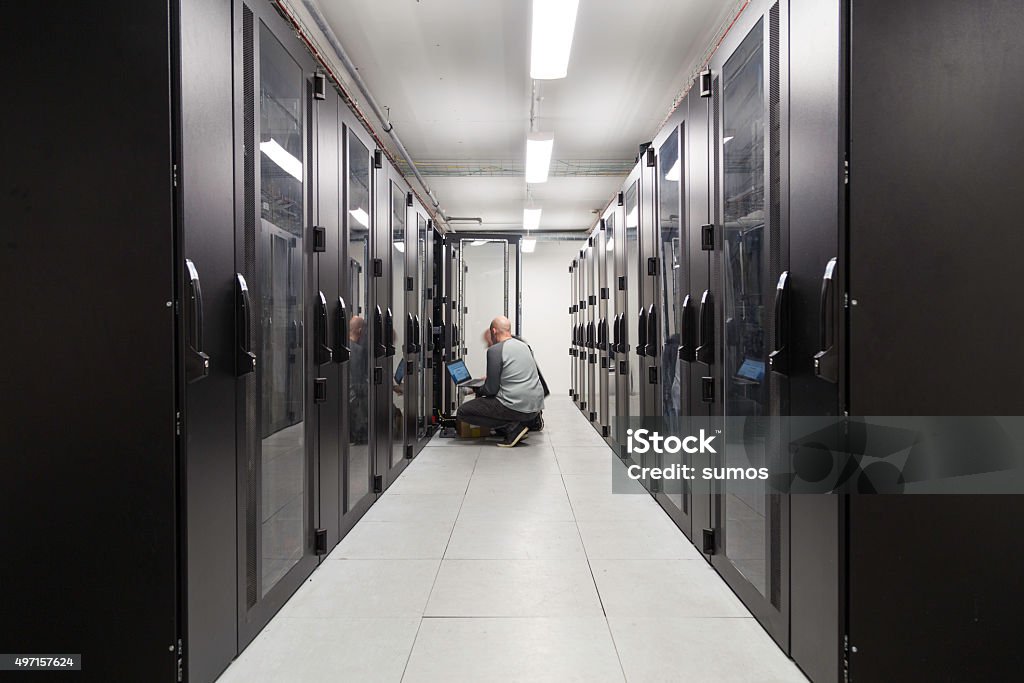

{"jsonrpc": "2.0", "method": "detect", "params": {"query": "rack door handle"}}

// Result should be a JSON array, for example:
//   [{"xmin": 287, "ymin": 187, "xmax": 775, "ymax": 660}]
[
  {"xmin": 679, "ymin": 294, "xmax": 696, "ymax": 362},
  {"xmin": 813, "ymin": 258, "xmax": 839, "ymax": 383},
  {"xmin": 315, "ymin": 291, "xmax": 333, "ymax": 366},
  {"xmin": 768, "ymin": 272, "xmax": 790, "ymax": 375},
  {"xmin": 235, "ymin": 273, "xmax": 256, "ymax": 376},
  {"xmin": 598, "ymin": 318, "xmax": 607, "ymax": 350},
  {"xmin": 184, "ymin": 259, "xmax": 210, "ymax": 383},
  {"xmin": 374, "ymin": 305, "xmax": 386, "ymax": 358},
  {"xmin": 637, "ymin": 308, "xmax": 648, "ymax": 357},
  {"xmin": 617, "ymin": 314, "xmax": 629, "ymax": 354},
  {"xmin": 695, "ymin": 289, "xmax": 714, "ymax": 365},
  {"xmin": 646, "ymin": 304, "xmax": 658, "ymax": 357},
  {"xmin": 413, "ymin": 315, "xmax": 422, "ymax": 354},
  {"xmin": 384, "ymin": 307, "xmax": 396, "ymax": 357},
  {"xmin": 334, "ymin": 297, "xmax": 350, "ymax": 363}
]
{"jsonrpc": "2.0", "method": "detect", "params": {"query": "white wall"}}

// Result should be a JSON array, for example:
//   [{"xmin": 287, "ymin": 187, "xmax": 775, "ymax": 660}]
[{"xmin": 521, "ymin": 240, "xmax": 587, "ymax": 396}]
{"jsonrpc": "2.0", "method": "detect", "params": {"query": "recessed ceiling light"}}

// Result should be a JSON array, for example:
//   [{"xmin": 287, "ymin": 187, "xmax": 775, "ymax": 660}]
[
  {"xmin": 525, "ymin": 133, "xmax": 554, "ymax": 183},
  {"xmin": 530, "ymin": 0, "xmax": 580, "ymax": 79}
]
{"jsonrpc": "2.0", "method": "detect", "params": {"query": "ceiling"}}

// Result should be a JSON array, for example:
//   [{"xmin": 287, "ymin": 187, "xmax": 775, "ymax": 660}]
[{"xmin": 316, "ymin": 0, "xmax": 737, "ymax": 232}]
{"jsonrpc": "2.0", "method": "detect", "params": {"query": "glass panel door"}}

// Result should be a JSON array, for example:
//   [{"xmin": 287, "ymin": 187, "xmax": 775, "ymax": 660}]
[
  {"xmin": 257, "ymin": 22, "xmax": 306, "ymax": 598},
  {"xmin": 604, "ymin": 211, "xmax": 617, "ymax": 428},
  {"xmin": 346, "ymin": 130, "xmax": 372, "ymax": 509},
  {"xmin": 624, "ymin": 181, "xmax": 640, "ymax": 419},
  {"xmin": 417, "ymin": 214, "xmax": 428, "ymax": 439},
  {"xmin": 390, "ymin": 183, "xmax": 406, "ymax": 468},
  {"xmin": 720, "ymin": 16, "xmax": 776, "ymax": 603}
]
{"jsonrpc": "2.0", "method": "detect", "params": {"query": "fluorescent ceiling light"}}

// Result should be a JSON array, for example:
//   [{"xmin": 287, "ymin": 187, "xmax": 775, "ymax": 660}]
[
  {"xmin": 605, "ymin": 237, "xmax": 614, "ymax": 252},
  {"xmin": 522, "ymin": 238, "xmax": 537, "ymax": 253},
  {"xmin": 625, "ymin": 207, "xmax": 638, "ymax": 228},
  {"xmin": 525, "ymin": 132, "xmax": 554, "ymax": 184},
  {"xmin": 665, "ymin": 159, "xmax": 681, "ymax": 182},
  {"xmin": 394, "ymin": 242, "xmax": 405, "ymax": 252},
  {"xmin": 349, "ymin": 208, "xmax": 369, "ymax": 228},
  {"xmin": 260, "ymin": 139, "xmax": 302, "ymax": 181},
  {"xmin": 523, "ymin": 208, "xmax": 542, "ymax": 231},
  {"xmin": 530, "ymin": 0, "xmax": 580, "ymax": 79}
]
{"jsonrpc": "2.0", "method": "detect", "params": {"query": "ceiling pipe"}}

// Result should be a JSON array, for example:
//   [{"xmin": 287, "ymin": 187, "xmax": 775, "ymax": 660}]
[{"xmin": 293, "ymin": 0, "xmax": 446, "ymax": 220}]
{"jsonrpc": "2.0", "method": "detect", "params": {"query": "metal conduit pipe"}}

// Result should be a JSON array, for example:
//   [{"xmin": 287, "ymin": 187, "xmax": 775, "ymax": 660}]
[{"xmin": 296, "ymin": 0, "xmax": 444, "ymax": 217}]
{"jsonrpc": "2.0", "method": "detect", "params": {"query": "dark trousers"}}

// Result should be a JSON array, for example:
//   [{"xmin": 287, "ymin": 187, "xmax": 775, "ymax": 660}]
[{"xmin": 458, "ymin": 396, "xmax": 537, "ymax": 431}]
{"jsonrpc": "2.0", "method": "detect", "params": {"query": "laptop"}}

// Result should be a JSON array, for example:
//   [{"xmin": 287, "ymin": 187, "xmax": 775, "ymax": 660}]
[{"xmin": 446, "ymin": 359, "xmax": 485, "ymax": 388}]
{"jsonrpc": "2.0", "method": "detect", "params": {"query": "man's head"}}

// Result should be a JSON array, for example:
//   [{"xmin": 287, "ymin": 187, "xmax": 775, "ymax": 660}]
[
  {"xmin": 349, "ymin": 315, "xmax": 365, "ymax": 342},
  {"xmin": 488, "ymin": 316, "xmax": 513, "ymax": 345}
]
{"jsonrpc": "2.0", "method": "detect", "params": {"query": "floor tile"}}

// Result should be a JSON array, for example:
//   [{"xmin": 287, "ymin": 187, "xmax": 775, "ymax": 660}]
[
  {"xmin": 425, "ymin": 559, "xmax": 604, "ymax": 617},
  {"xmin": 217, "ymin": 617, "xmax": 420, "ymax": 683},
  {"xmin": 458, "ymin": 488, "xmax": 575, "ymax": 522},
  {"xmin": 330, "ymin": 521, "xmax": 454, "ymax": 559},
  {"xmin": 567, "ymin": 491, "xmax": 662, "ymax": 521},
  {"xmin": 608, "ymin": 617, "xmax": 807, "ymax": 682},
  {"xmin": 403, "ymin": 618, "xmax": 625, "ymax": 683},
  {"xmin": 589, "ymin": 559, "xmax": 749, "ymax": 617},
  {"xmin": 385, "ymin": 468, "xmax": 473, "ymax": 495},
  {"xmin": 445, "ymin": 519, "xmax": 585, "ymax": 560},
  {"xmin": 281, "ymin": 559, "xmax": 439, "ymax": 618},
  {"xmin": 473, "ymin": 451, "xmax": 560, "ymax": 475},
  {"xmin": 577, "ymin": 518, "xmax": 703, "ymax": 560},
  {"xmin": 361, "ymin": 494, "xmax": 464, "ymax": 524}
]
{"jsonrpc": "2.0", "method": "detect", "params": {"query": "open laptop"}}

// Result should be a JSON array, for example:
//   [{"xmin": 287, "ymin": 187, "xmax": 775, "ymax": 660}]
[{"xmin": 446, "ymin": 359, "xmax": 485, "ymax": 389}]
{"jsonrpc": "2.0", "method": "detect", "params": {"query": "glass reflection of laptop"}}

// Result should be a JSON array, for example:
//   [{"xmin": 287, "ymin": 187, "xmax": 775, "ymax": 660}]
[
  {"xmin": 446, "ymin": 359, "xmax": 484, "ymax": 388},
  {"xmin": 734, "ymin": 357, "xmax": 765, "ymax": 384}
]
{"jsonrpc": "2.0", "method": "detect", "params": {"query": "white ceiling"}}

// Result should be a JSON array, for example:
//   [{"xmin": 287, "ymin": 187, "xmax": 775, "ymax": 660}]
[{"xmin": 316, "ymin": 0, "xmax": 736, "ymax": 231}]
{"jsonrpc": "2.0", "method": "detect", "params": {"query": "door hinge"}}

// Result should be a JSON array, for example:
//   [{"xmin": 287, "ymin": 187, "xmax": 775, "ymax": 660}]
[
  {"xmin": 406, "ymin": 444, "xmax": 414, "ymax": 460},
  {"xmin": 701, "ymin": 376, "xmax": 715, "ymax": 403},
  {"xmin": 314, "ymin": 378, "xmax": 327, "ymax": 403},
  {"xmin": 647, "ymin": 256, "xmax": 658, "ymax": 276},
  {"xmin": 649, "ymin": 366, "xmax": 658, "ymax": 385},
  {"xmin": 406, "ymin": 276, "xmax": 414, "ymax": 292},
  {"xmin": 373, "ymin": 258, "xmax": 383, "ymax": 277},
  {"xmin": 589, "ymin": 411, "xmax": 597, "ymax": 423},
  {"xmin": 407, "ymin": 360, "xmax": 415, "ymax": 375},
  {"xmin": 172, "ymin": 163, "xmax": 179, "ymax": 188},
  {"xmin": 844, "ymin": 159, "xmax": 850, "ymax": 186},
  {"xmin": 618, "ymin": 276, "xmax": 626, "ymax": 291},
  {"xmin": 588, "ymin": 294, "xmax": 597, "ymax": 305},
  {"xmin": 701, "ymin": 224, "xmax": 715, "ymax": 251},
  {"xmin": 313, "ymin": 72, "xmax": 327, "ymax": 100},
  {"xmin": 313, "ymin": 226, "xmax": 326, "ymax": 252},
  {"xmin": 175, "ymin": 411, "xmax": 182, "ymax": 437},
  {"xmin": 645, "ymin": 146, "xmax": 656, "ymax": 167},
  {"xmin": 373, "ymin": 149, "xmax": 383, "ymax": 169},
  {"xmin": 406, "ymin": 191, "xmax": 414, "ymax": 207},
  {"xmin": 374, "ymin": 367, "xmax": 383, "ymax": 385},
  {"xmin": 373, "ymin": 475, "xmax": 383, "ymax": 493},
  {"xmin": 619, "ymin": 360, "xmax": 628, "ymax": 375},
  {"xmin": 314, "ymin": 528, "xmax": 328, "ymax": 555},
  {"xmin": 602, "ymin": 425, "xmax": 610, "ymax": 437},
  {"xmin": 702, "ymin": 528, "xmax": 716, "ymax": 554},
  {"xmin": 176, "ymin": 638, "xmax": 183, "ymax": 682},
  {"xmin": 426, "ymin": 287, "xmax": 433, "ymax": 299},
  {"xmin": 588, "ymin": 236, "xmax": 594, "ymax": 247},
  {"xmin": 617, "ymin": 192, "xmax": 624, "ymax": 207},
  {"xmin": 601, "ymin": 287, "xmax": 610, "ymax": 300}
]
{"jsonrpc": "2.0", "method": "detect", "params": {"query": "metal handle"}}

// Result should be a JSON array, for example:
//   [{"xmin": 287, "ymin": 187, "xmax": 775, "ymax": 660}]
[
  {"xmin": 235, "ymin": 273, "xmax": 256, "ymax": 376},
  {"xmin": 334, "ymin": 297, "xmax": 350, "ymax": 363},
  {"xmin": 637, "ymin": 308, "xmax": 648, "ymax": 358},
  {"xmin": 768, "ymin": 272, "xmax": 790, "ymax": 376},
  {"xmin": 405, "ymin": 313, "xmax": 416, "ymax": 355},
  {"xmin": 617, "ymin": 314, "xmax": 628, "ymax": 354},
  {"xmin": 587, "ymin": 321, "xmax": 595, "ymax": 349},
  {"xmin": 413, "ymin": 315, "xmax": 422, "ymax": 354},
  {"xmin": 184, "ymin": 259, "xmax": 210, "ymax": 383},
  {"xmin": 646, "ymin": 304, "xmax": 658, "ymax": 357},
  {"xmin": 315, "ymin": 291, "xmax": 333, "ymax": 366},
  {"xmin": 695, "ymin": 289, "xmax": 714, "ymax": 365},
  {"xmin": 679, "ymin": 294, "xmax": 695, "ymax": 362},
  {"xmin": 813, "ymin": 258, "xmax": 839, "ymax": 383},
  {"xmin": 374, "ymin": 305, "xmax": 386, "ymax": 358},
  {"xmin": 384, "ymin": 307, "xmax": 396, "ymax": 357},
  {"xmin": 598, "ymin": 317, "xmax": 607, "ymax": 350}
]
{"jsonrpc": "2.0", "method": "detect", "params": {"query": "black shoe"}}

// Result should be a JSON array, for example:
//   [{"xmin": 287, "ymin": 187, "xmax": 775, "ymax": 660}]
[
  {"xmin": 497, "ymin": 423, "xmax": 529, "ymax": 448},
  {"xmin": 528, "ymin": 414, "xmax": 544, "ymax": 432}
]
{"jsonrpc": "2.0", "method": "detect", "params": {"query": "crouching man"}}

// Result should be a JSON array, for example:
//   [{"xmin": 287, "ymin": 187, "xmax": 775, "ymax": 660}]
[{"xmin": 458, "ymin": 316, "xmax": 545, "ymax": 447}]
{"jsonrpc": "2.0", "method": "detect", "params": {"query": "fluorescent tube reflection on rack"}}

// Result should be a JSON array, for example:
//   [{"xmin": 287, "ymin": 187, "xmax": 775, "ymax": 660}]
[
  {"xmin": 259, "ymin": 139, "xmax": 303, "ymax": 181},
  {"xmin": 349, "ymin": 208, "xmax": 369, "ymax": 228}
]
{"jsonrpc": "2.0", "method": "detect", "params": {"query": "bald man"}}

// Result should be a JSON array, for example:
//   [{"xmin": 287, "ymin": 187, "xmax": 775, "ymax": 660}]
[{"xmin": 458, "ymin": 316, "xmax": 545, "ymax": 447}]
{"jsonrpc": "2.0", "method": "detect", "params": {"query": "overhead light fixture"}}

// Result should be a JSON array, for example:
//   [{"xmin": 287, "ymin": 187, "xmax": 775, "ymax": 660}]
[
  {"xmin": 259, "ymin": 139, "xmax": 302, "ymax": 181},
  {"xmin": 522, "ymin": 238, "xmax": 537, "ymax": 253},
  {"xmin": 530, "ymin": 0, "xmax": 580, "ymax": 79},
  {"xmin": 605, "ymin": 237, "xmax": 614, "ymax": 252},
  {"xmin": 625, "ymin": 207, "xmax": 638, "ymax": 228},
  {"xmin": 665, "ymin": 159, "xmax": 681, "ymax": 182},
  {"xmin": 349, "ymin": 208, "xmax": 369, "ymax": 228},
  {"xmin": 394, "ymin": 242, "xmax": 405, "ymax": 252},
  {"xmin": 523, "ymin": 208, "xmax": 542, "ymax": 231},
  {"xmin": 525, "ymin": 132, "xmax": 554, "ymax": 183}
]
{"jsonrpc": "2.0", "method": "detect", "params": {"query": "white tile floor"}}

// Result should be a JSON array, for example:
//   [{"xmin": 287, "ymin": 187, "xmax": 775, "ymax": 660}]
[{"xmin": 217, "ymin": 397, "xmax": 807, "ymax": 683}]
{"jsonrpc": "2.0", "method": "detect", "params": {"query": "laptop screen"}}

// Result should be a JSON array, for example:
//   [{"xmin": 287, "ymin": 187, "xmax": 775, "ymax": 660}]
[
  {"xmin": 446, "ymin": 359, "xmax": 472, "ymax": 385},
  {"xmin": 394, "ymin": 359, "xmax": 406, "ymax": 385}
]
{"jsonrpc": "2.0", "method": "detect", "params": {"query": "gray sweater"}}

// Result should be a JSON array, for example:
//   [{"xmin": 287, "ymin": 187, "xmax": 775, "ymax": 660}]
[{"xmin": 478, "ymin": 337, "xmax": 546, "ymax": 414}]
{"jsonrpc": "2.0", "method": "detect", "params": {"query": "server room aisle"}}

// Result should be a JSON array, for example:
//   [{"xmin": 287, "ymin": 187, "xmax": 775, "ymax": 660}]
[{"xmin": 217, "ymin": 397, "xmax": 805, "ymax": 682}]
